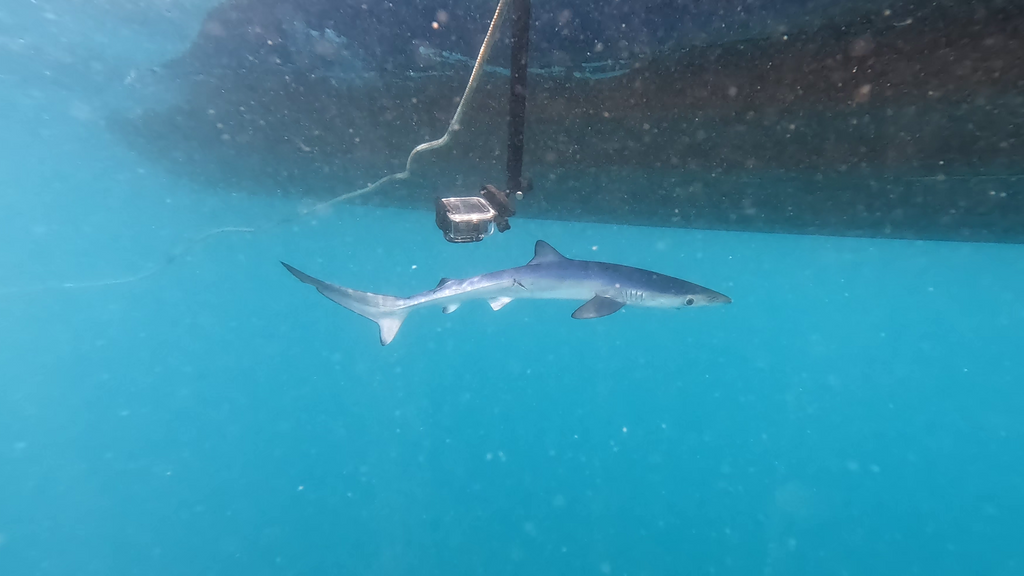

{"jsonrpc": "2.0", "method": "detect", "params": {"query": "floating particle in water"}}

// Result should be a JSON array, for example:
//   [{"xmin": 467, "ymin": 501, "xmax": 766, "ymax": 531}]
[{"xmin": 854, "ymin": 84, "xmax": 873, "ymax": 104}]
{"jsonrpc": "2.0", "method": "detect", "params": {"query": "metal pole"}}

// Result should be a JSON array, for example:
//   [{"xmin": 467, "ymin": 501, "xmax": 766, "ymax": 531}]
[{"xmin": 505, "ymin": 0, "xmax": 530, "ymax": 195}]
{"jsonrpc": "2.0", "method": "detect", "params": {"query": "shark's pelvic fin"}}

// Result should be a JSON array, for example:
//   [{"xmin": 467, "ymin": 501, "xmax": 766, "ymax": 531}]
[
  {"xmin": 528, "ymin": 240, "xmax": 570, "ymax": 265},
  {"xmin": 572, "ymin": 295, "xmax": 625, "ymax": 319},
  {"xmin": 442, "ymin": 303, "xmax": 461, "ymax": 314},
  {"xmin": 488, "ymin": 296, "xmax": 514, "ymax": 310},
  {"xmin": 281, "ymin": 261, "xmax": 409, "ymax": 346}
]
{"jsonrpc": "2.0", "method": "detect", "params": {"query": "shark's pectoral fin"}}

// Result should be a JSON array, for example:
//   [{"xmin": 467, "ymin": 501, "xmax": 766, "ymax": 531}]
[
  {"xmin": 488, "ymin": 296, "xmax": 514, "ymax": 311},
  {"xmin": 442, "ymin": 303, "xmax": 461, "ymax": 314},
  {"xmin": 572, "ymin": 295, "xmax": 625, "ymax": 319}
]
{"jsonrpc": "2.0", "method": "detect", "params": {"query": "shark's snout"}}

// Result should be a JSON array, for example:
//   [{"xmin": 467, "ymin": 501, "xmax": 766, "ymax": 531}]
[{"xmin": 706, "ymin": 290, "xmax": 732, "ymax": 305}]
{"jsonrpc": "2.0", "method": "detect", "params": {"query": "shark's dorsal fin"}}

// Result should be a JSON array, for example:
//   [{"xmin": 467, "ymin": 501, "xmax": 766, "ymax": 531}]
[
  {"xmin": 528, "ymin": 240, "xmax": 569, "ymax": 265},
  {"xmin": 435, "ymin": 277, "xmax": 454, "ymax": 289}
]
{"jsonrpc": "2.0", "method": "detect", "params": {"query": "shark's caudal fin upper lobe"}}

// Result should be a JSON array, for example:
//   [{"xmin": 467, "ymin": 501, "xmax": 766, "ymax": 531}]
[{"xmin": 281, "ymin": 262, "xmax": 408, "ymax": 346}]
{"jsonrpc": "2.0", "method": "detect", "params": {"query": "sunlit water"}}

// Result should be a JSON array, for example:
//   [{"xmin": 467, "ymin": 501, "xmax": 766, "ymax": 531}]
[{"xmin": 2, "ymin": 38, "xmax": 1024, "ymax": 576}]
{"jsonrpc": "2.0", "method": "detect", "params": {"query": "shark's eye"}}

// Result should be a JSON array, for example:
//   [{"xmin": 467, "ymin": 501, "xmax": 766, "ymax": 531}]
[{"xmin": 684, "ymin": 297, "xmax": 695, "ymax": 306}]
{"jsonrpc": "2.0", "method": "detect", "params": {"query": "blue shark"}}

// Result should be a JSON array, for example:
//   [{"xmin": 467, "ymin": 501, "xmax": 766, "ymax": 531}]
[{"xmin": 282, "ymin": 240, "xmax": 731, "ymax": 345}]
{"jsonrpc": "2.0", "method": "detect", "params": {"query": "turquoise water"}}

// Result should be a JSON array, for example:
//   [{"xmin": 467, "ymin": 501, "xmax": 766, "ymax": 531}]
[{"xmin": 3, "ymin": 73, "xmax": 1024, "ymax": 576}]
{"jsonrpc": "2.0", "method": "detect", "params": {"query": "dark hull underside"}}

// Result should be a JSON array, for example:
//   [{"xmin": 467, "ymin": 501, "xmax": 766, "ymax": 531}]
[{"xmin": 113, "ymin": 0, "xmax": 1024, "ymax": 244}]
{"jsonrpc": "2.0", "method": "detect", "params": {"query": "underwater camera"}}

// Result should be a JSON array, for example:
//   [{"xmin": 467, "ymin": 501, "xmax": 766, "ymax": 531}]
[
  {"xmin": 433, "ymin": 0, "xmax": 533, "ymax": 244},
  {"xmin": 435, "ymin": 184, "xmax": 523, "ymax": 243}
]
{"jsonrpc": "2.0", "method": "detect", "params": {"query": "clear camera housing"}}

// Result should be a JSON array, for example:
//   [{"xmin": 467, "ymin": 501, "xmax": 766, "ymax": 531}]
[{"xmin": 435, "ymin": 196, "xmax": 498, "ymax": 243}]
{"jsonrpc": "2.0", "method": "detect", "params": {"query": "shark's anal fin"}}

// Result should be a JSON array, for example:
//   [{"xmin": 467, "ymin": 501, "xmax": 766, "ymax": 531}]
[
  {"xmin": 442, "ymin": 303, "xmax": 461, "ymax": 314},
  {"xmin": 528, "ymin": 241, "xmax": 570, "ymax": 265},
  {"xmin": 572, "ymin": 295, "xmax": 625, "ymax": 319},
  {"xmin": 488, "ymin": 296, "xmax": 513, "ymax": 311}
]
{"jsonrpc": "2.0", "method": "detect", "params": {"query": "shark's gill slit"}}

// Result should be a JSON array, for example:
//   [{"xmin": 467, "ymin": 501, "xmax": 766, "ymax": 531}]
[{"xmin": 2, "ymin": 0, "xmax": 510, "ymax": 297}]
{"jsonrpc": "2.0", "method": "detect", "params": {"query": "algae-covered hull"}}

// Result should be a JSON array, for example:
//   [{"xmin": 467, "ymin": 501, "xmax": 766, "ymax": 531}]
[{"xmin": 113, "ymin": 0, "xmax": 1024, "ymax": 243}]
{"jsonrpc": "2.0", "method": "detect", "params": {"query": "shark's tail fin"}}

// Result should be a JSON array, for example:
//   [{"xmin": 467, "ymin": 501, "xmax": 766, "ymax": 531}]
[{"xmin": 281, "ymin": 262, "xmax": 409, "ymax": 346}]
